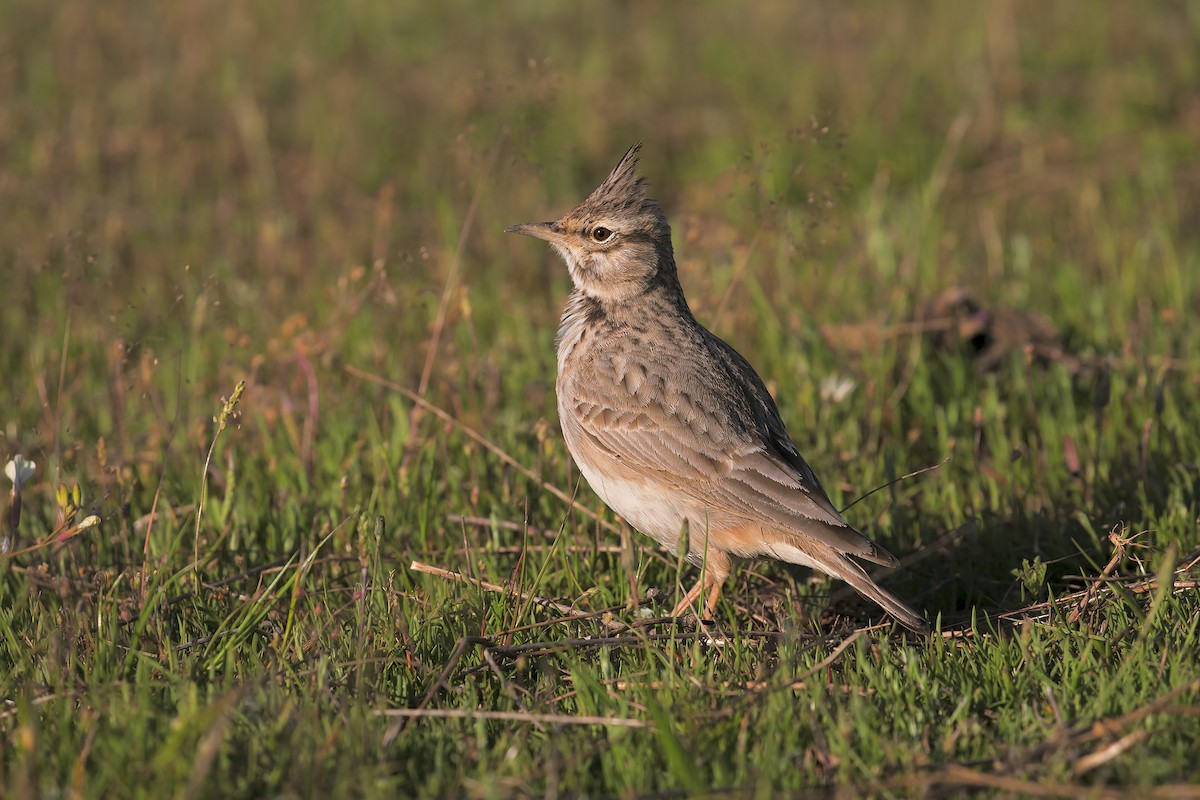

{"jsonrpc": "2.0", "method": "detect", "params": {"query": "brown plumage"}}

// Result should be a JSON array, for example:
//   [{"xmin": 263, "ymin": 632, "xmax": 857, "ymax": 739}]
[{"xmin": 507, "ymin": 143, "xmax": 929, "ymax": 633}]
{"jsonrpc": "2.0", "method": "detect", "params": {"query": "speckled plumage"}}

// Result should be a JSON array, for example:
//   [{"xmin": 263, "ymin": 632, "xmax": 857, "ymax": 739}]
[{"xmin": 507, "ymin": 143, "xmax": 928, "ymax": 633}]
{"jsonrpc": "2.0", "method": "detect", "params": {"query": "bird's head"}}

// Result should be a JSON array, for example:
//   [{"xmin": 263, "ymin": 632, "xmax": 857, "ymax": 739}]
[{"xmin": 506, "ymin": 142, "xmax": 675, "ymax": 303}]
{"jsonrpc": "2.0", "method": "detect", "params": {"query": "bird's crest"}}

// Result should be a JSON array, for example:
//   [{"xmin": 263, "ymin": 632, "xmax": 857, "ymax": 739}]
[{"xmin": 575, "ymin": 142, "xmax": 663, "ymax": 222}]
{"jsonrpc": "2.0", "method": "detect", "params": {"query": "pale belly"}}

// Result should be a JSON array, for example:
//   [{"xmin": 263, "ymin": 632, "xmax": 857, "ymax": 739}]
[
  {"xmin": 560, "ymin": 418, "xmax": 822, "ymax": 571},
  {"xmin": 569, "ymin": 450, "xmax": 689, "ymax": 551},
  {"xmin": 563, "ymin": 420, "xmax": 738, "ymax": 565}
]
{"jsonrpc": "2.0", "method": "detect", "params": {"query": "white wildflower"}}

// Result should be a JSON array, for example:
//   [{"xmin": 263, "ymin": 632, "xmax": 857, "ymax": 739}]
[
  {"xmin": 819, "ymin": 374, "xmax": 856, "ymax": 405},
  {"xmin": 5, "ymin": 455, "xmax": 36, "ymax": 492}
]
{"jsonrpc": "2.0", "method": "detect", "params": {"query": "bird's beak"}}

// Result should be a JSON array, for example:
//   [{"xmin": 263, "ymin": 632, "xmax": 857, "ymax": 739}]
[{"xmin": 504, "ymin": 221, "xmax": 563, "ymax": 242}]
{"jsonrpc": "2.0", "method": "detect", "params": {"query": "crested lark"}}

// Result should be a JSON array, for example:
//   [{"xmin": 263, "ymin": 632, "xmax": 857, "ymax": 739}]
[{"xmin": 507, "ymin": 143, "xmax": 929, "ymax": 633}]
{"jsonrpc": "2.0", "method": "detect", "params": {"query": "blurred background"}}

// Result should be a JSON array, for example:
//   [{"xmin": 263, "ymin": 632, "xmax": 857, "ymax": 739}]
[
  {"xmin": 3, "ymin": 3, "xmax": 1200, "ymax": 794},
  {"xmin": 1, "ymin": 0, "xmax": 1198, "ymax": 590}
]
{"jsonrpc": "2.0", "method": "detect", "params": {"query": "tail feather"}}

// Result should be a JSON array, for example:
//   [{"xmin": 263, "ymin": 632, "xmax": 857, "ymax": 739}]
[
  {"xmin": 760, "ymin": 531, "xmax": 930, "ymax": 633},
  {"xmin": 827, "ymin": 553, "xmax": 930, "ymax": 634}
]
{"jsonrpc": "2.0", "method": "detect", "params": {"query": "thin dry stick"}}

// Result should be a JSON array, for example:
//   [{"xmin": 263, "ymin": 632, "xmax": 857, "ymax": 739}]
[
  {"xmin": 925, "ymin": 543, "xmax": 1198, "ymax": 636},
  {"xmin": 1074, "ymin": 576, "xmax": 1200, "ymax": 592},
  {"xmin": 447, "ymin": 545, "xmax": 624, "ymax": 556},
  {"xmin": 1072, "ymin": 729, "xmax": 1149, "ymax": 776},
  {"xmin": 375, "ymin": 707, "xmax": 652, "ymax": 729},
  {"xmin": 193, "ymin": 381, "xmax": 246, "ymax": 590},
  {"xmin": 410, "ymin": 560, "xmax": 615, "ymax": 626},
  {"xmin": 599, "ymin": 632, "xmax": 870, "ymax": 701},
  {"xmin": 764, "ymin": 630, "xmax": 863, "ymax": 692},
  {"xmin": 602, "ymin": 677, "xmax": 873, "ymax": 697},
  {"xmin": 1067, "ymin": 530, "xmax": 1126, "ymax": 624},
  {"xmin": 922, "ymin": 763, "xmax": 1128, "ymax": 799},
  {"xmin": 1000, "ymin": 559, "xmax": 1200, "ymax": 626},
  {"xmin": 481, "ymin": 630, "xmax": 783, "ymax": 659},
  {"xmin": 1075, "ymin": 679, "xmax": 1200, "ymax": 745},
  {"xmin": 346, "ymin": 365, "xmax": 619, "ymax": 533},
  {"xmin": 1181, "ymin": 548, "xmax": 1200, "ymax": 572},
  {"xmin": 0, "ymin": 516, "xmax": 102, "ymax": 560},
  {"xmin": 0, "ymin": 690, "xmax": 79, "ymax": 720},
  {"xmin": 415, "ymin": 637, "xmax": 475, "ymax": 711},
  {"xmin": 486, "ymin": 601, "xmax": 645, "ymax": 639},
  {"xmin": 866, "ymin": 682, "xmax": 1200, "ymax": 797},
  {"xmin": 983, "ymin": 679, "xmax": 1200, "ymax": 782},
  {"xmin": 838, "ymin": 456, "xmax": 950, "ymax": 514},
  {"xmin": 402, "ymin": 141, "xmax": 503, "ymax": 468}
]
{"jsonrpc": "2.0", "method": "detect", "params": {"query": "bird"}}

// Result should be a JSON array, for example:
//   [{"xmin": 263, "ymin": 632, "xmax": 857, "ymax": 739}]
[{"xmin": 506, "ymin": 143, "xmax": 929, "ymax": 633}]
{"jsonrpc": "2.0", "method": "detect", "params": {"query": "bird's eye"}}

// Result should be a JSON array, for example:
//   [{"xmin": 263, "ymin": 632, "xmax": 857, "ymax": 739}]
[{"xmin": 591, "ymin": 227, "xmax": 613, "ymax": 242}]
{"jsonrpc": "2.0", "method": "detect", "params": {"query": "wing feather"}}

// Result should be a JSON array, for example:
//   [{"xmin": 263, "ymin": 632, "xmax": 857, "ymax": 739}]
[{"xmin": 563, "ymin": 334, "xmax": 893, "ymax": 564}]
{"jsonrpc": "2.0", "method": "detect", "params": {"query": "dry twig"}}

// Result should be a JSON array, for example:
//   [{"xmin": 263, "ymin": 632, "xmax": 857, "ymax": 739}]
[
  {"xmin": 376, "ymin": 707, "xmax": 652, "ymax": 729},
  {"xmin": 413, "ymin": 560, "xmax": 582, "ymax": 620},
  {"xmin": 346, "ymin": 366, "xmax": 619, "ymax": 534}
]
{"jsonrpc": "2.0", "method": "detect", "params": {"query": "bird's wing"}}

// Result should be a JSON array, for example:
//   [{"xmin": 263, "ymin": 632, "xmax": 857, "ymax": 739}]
[{"xmin": 564, "ymin": 349, "xmax": 893, "ymax": 565}]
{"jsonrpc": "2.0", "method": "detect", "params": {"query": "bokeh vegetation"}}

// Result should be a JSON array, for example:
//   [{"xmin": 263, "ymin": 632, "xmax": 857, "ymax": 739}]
[{"xmin": 2, "ymin": 1, "xmax": 1199, "ymax": 796}]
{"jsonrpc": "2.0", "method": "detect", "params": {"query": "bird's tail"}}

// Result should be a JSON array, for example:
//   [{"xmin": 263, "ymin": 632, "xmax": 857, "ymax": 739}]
[{"xmin": 826, "ymin": 552, "xmax": 930, "ymax": 634}]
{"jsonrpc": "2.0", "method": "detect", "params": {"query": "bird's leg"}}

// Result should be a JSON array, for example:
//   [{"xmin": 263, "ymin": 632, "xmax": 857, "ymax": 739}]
[
  {"xmin": 670, "ymin": 573, "xmax": 727, "ymax": 620},
  {"xmin": 702, "ymin": 576, "xmax": 726, "ymax": 620},
  {"xmin": 670, "ymin": 578, "xmax": 706, "ymax": 619}
]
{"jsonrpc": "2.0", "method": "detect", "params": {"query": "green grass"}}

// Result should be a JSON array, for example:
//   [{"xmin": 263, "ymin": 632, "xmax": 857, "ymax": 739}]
[{"xmin": 3, "ymin": 1, "xmax": 1200, "ymax": 796}]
